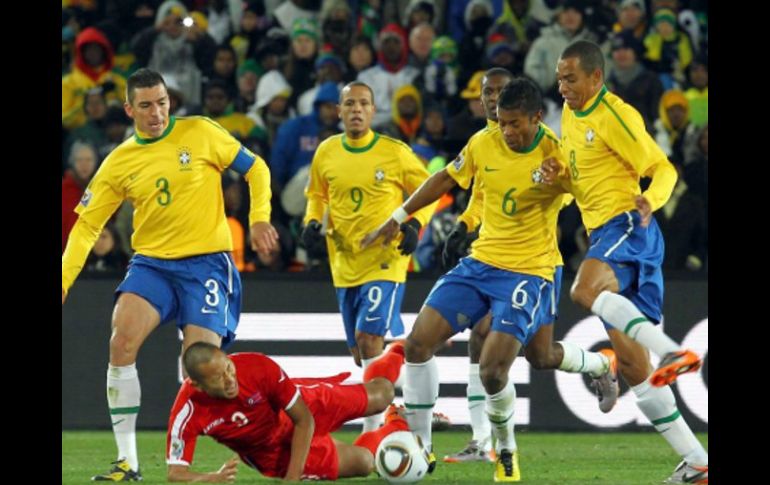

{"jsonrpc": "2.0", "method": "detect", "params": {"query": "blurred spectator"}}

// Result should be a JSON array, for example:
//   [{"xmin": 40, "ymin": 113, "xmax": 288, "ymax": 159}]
[
  {"xmin": 228, "ymin": 0, "xmax": 274, "ymax": 65},
  {"xmin": 222, "ymin": 174, "xmax": 257, "ymax": 272},
  {"xmin": 445, "ymin": 71, "xmax": 487, "ymax": 155},
  {"xmin": 643, "ymin": 7, "xmax": 694, "ymax": 89},
  {"xmin": 422, "ymin": 36, "xmax": 459, "ymax": 103},
  {"xmin": 606, "ymin": 29, "xmax": 663, "ymax": 132},
  {"xmin": 683, "ymin": 55, "xmax": 708, "ymax": 128},
  {"xmin": 234, "ymin": 59, "xmax": 261, "ymax": 113},
  {"xmin": 99, "ymin": 107, "xmax": 133, "ymax": 159},
  {"xmin": 254, "ymin": 27, "xmax": 291, "ymax": 73},
  {"xmin": 484, "ymin": 33, "xmax": 519, "ymax": 76},
  {"xmin": 654, "ymin": 89, "xmax": 697, "ymax": 165},
  {"xmin": 271, "ymin": 81, "xmax": 341, "ymax": 216},
  {"xmin": 345, "ymin": 34, "xmax": 376, "ymax": 82},
  {"xmin": 320, "ymin": 0, "xmax": 355, "ymax": 59},
  {"xmin": 408, "ymin": 22, "xmax": 436, "ymax": 73},
  {"xmin": 64, "ymin": 88, "xmax": 109, "ymax": 170},
  {"xmin": 657, "ymin": 164, "xmax": 707, "ymax": 272},
  {"xmin": 493, "ymin": 0, "xmax": 544, "ymax": 60},
  {"xmin": 298, "ymin": 49, "xmax": 346, "ymax": 115},
  {"xmin": 62, "ymin": 141, "xmax": 99, "ymax": 251},
  {"xmin": 416, "ymin": 101, "xmax": 448, "ymax": 155},
  {"xmin": 683, "ymin": 123, "xmax": 707, "ymax": 203},
  {"xmin": 208, "ymin": 44, "xmax": 239, "ymax": 98},
  {"xmin": 203, "ymin": 80, "xmax": 267, "ymax": 151},
  {"xmin": 524, "ymin": 0, "xmax": 598, "ymax": 102},
  {"xmin": 84, "ymin": 224, "xmax": 129, "ymax": 273},
  {"xmin": 383, "ymin": 84, "xmax": 423, "ymax": 144},
  {"xmin": 404, "ymin": 0, "xmax": 436, "ymax": 32},
  {"xmin": 272, "ymin": 0, "xmax": 321, "ymax": 32},
  {"xmin": 62, "ymin": 7, "xmax": 84, "ymax": 73},
  {"xmin": 457, "ymin": 0, "xmax": 494, "ymax": 87},
  {"xmin": 203, "ymin": 0, "xmax": 237, "ymax": 44},
  {"xmin": 131, "ymin": 0, "xmax": 217, "ymax": 105},
  {"xmin": 284, "ymin": 18, "xmax": 320, "ymax": 109},
  {"xmin": 358, "ymin": 23, "xmax": 419, "ymax": 129},
  {"xmin": 612, "ymin": 0, "xmax": 648, "ymax": 41},
  {"xmin": 62, "ymin": 26, "xmax": 127, "ymax": 131},
  {"xmin": 249, "ymin": 70, "xmax": 294, "ymax": 149},
  {"xmin": 164, "ymin": 74, "xmax": 202, "ymax": 116}
]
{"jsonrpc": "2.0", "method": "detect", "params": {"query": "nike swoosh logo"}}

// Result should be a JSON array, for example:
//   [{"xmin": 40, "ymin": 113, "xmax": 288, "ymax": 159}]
[
  {"xmin": 112, "ymin": 419, "xmax": 125, "ymax": 426},
  {"xmin": 501, "ymin": 319, "xmax": 515, "ymax": 325},
  {"xmin": 484, "ymin": 166, "xmax": 500, "ymax": 172},
  {"xmin": 365, "ymin": 316, "xmax": 381, "ymax": 322},
  {"xmin": 201, "ymin": 307, "xmax": 218, "ymax": 314}
]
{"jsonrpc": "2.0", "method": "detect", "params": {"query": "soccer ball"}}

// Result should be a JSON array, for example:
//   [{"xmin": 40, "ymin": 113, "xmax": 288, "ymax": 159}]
[{"xmin": 375, "ymin": 430, "xmax": 430, "ymax": 484}]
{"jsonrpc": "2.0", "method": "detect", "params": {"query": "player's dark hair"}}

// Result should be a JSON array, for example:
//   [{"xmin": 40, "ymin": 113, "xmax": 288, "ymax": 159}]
[
  {"xmin": 483, "ymin": 67, "xmax": 514, "ymax": 85},
  {"xmin": 126, "ymin": 68, "xmax": 166, "ymax": 104},
  {"xmin": 497, "ymin": 77, "xmax": 543, "ymax": 116},
  {"xmin": 340, "ymin": 81, "xmax": 375, "ymax": 104},
  {"xmin": 183, "ymin": 342, "xmax": 221, "ymax": 382},
  {"xmin": 561, "ymin": 40, "xmax": 605, "ymax": 76}
]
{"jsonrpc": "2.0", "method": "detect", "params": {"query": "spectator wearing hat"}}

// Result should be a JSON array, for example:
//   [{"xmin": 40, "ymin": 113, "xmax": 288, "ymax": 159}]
[
  {"xmin": 272, "ymin": 0, "xmax": 320, "ymax": 32},
  {"xmin": 284, "ymin": 17, "xmax": 320, "ymax": 109},
  {"xmin": 62, "ymin": 26, "xmax": 128, "ymax": 131},
  {"xmin": 382, "ymin": 84, "xmax": 424, "ymax": 144},
  {"xmin": 606, "ymin": 29, "xmax": 664, "ymax": 132},
  {"xmin": 683, "ymin": 55, "xmax": 707, "ymax": 128},
  {"xmin": 403, "ymin": 0, "xmax": 436, "ymax": 32},
  {"xmin": 234, "ymin": 59, "xmax": 262, "ymax": 113},
  {"xmin": 248, "ymin": 69, "xmax": 295, "ymax": 151},
  {"xmin": 612, "ymin": 0, "xmax": 649, "ymax": 41},
  {"xmin": 485, "ymin": 33, "xmax": 519, "ymax": 75},
  {"xmin": 524, "ymin": 0, "xmax": 598, "ymax": 101},
  {"xmin": 457, "ymin": 0, "xmax": 494, "ymax": 87},
  {"xmin": 654, "ymin": 89, "xmax": 698, "ymax": 165},
  {"xmin": 320, "ymin": 0, "xmax": 355, "ymax": 59},
  {"xmin": 203, "ymin": 80, "xmax": 267, "ymax": 152},
  {"xmin": 643, "ymin": 7, "xmax": 694, "ymax": 89},
  {"xmin": 227, "ymin": 0, "xmax": 274, "ymax": 65},
  {"xmin": 297, "ymin": 49, "xmax": 346, "ymax": 115},
  {"xmin": 358, "ymin": 23, "xmax": 420, "ymax": 129},
  {"xmin": 445, "ymin": 71, "xmax": 487, "ymax": 155},
  {"xmin": 131, "ymin": 0, "xmax": 217, "ymax": 105}
]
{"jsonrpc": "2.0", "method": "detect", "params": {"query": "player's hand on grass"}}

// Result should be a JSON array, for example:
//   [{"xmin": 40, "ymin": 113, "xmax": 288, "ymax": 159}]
[
  {"xmin": 360, "ymin": 218, "xmax": 401, "ymax": 249},
  {"xmin": 540, "ymin": 157, "xmax": 563, "ymax": 184},
  {"xmin": 634, "ymin": 195, "xmax": 652, "ymax": 227},
  {"xmin": 214, "ymin": 456, "xmax": 238, "ymax": 483},
  {"xmin": 250, "ymin": 222, "xmax": 279, "ymax": 256},
  {"xmin": 301, "ymin": 220, "xmax": 327, "ymax": 258}
]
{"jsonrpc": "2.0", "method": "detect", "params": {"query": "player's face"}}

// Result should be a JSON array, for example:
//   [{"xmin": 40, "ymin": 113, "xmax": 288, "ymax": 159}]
[
  {"xmin": 497, "ymin": 107, "xmax": 541, "ymax": 152},
  {"xmin": 481, "ymin": 74, "xmax": 512, "ymax": 122},
  {"xmin": 556, "ymin": 56, "xmax": 602, "ymax": 111},
  {"xmin": 196, "ymin": 354, "xmax": 239, "ymax": 399},
  {"xmin": 338, "ymin": 85, "xmax": 375, "ymax": 138},
  {"xmin": 125, "ymin": 83, "xmax": 170, "ymax": 138}
]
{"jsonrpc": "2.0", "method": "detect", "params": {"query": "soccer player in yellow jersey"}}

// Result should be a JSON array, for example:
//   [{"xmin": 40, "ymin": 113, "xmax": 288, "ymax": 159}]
[
  {"xmin": 543, "ymin": 41, "xmax": 707, "ymax": 483},
  {"xmin": 302, "ymin": 81, "xmax": 438, "ymax": 434},
  {"xmin": 363, "ymin": 78, "xmax": 606, "ymax": 482},
  {"xmin": 61, "ymin": 69, "xmax": 278, "ymax": 481}
]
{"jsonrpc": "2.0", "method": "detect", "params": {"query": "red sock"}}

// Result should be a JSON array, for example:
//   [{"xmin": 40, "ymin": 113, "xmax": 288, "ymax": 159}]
[
  {"xmin": 363, "ymin": 342, "xmax": 405, "ymax": 384},
  {"xmin": 353, "ymin": 416, "xmax": 410, "ymax": 456}
]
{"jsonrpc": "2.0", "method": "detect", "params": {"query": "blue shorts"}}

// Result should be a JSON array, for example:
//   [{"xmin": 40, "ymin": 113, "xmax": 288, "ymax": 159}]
[
  {"xmin": 116, "ymin": 252, "xmax": 242, "ymax": 347},
  {"xmin": 586, "ymin": 211, "xmax": 664, "ymax": 326},
  {"xmin": 424, "ymin": 258, "xmax": 553, "ymax": 346},
  {"xmin": 538, "ymin": 265, "xmax": 563, "ymax": 325},
  {"xmin": 336, "ymin": 281, "xmax": 406, "ymax": 348}
]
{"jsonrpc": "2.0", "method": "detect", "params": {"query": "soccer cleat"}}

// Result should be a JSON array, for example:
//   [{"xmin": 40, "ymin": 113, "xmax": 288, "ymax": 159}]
[
  {"xmin": 427, "ymin": 451, "xmax": 437, "ymax": 474},
  {"xmin": 389, "ymin": 404, "xmax": 452, "ymax": 431},
  {"xmin": 663, "ymin": 460, "xmax": 708, "ymax": 484},
  {"xmin": 92, "ymin": 459, "xmax": 142, "ymax": 481},
  {"xmin": 443, "ymin": 439, "xmax": 495, "ymax": 463},
  {"xmin": 493, "ymin": 449, "xmax": 520, "ymax": 482},
  {"xmin": 590, "ymin": 348, "xmax": 619, "ymax": 413},
  {"xmin": 650, "ymin": 350, "xmax": 702, "ymax": 387}
]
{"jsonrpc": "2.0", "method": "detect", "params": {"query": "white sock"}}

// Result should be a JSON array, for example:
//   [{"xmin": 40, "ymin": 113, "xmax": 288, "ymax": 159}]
[
  {"xmin": 467, "ymin": 363, "xmax": 491, "ymax": 449},
  {"xmin": 361, "ymin": 355, "xmax": 384, "ymax": 433},
  {"xmin": 557, "ymin": 341, "xmax": 610, "ymax": 378},
  {"xmin": 486, "ymin": 380, "xmax": 517, "ymax": 452},
  {"xmin": 107, "ymin": 363, "xmax": 141, "ymax": 471},
  {"xmin": 632, "ymin": 381, "xmax": 708, "ymax": 466},
  {"xmin": 591, "ymin": 291, "xmax": 679, "ymax": 357},
  {"xmin": 404, "ymin": 357, "xmax": 439, "ymax": 451}
]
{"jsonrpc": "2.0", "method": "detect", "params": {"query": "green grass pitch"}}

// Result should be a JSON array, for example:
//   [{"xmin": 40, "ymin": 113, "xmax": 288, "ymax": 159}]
[{"xmin": 62, "ymin": 430, "xmax": 707, "ymax": 484}]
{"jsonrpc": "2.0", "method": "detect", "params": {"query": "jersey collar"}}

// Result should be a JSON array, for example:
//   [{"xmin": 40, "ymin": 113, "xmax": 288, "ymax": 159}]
[
  {"xmin": 574, "ymin": 85, "xmax": 608, "ymax": 118},
  {"xmin": 134, "ymin": 116, "xmax": 176, "ymax": 145}
]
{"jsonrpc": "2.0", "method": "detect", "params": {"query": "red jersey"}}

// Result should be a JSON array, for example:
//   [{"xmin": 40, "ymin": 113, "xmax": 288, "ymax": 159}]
[{"xmin": 166, "ymin": 352, "xmax": 368, "ymax": 479}]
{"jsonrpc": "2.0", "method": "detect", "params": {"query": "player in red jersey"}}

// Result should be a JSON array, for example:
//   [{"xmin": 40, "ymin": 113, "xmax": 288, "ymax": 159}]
[{"xmin": 166, "ymin": 341, "xmax": 408, "ymax": 482}]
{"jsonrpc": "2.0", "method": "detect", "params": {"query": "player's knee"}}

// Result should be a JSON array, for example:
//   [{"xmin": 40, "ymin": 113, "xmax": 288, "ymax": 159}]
[
  {"xmin": 570, "ymin": 281, "xmax": 598, "ymax": 310},
  {"xmin": 359, "ymin": 449, "xmax": 375, "ymax": 475},
  {"xmin": 356, "ymin": 333, "xmax": 383, "ymax": 359},
  {"xmin": 479, "ymin": 364, "xmax": 506, "ymax": 394},
  {"xmin": 525, "ymin": 351, "xmax": 553, "ymax": 370},
  {"xmin": 404, "ymin": 335, "xmax": 432, "ymax": 363},
  {"xmin": 109, "ymin": 332, "xmax": 139, "ymax": 360}
]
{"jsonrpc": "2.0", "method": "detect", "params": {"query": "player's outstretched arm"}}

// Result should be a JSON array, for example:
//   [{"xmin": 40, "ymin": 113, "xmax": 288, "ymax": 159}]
[
  {"xmin": 360, "ymin": 168, "xmax": 457, "ymax": 249},
  {"xmin": 167, "ymin": 457, "xmax": 239, "ymax": 483}
]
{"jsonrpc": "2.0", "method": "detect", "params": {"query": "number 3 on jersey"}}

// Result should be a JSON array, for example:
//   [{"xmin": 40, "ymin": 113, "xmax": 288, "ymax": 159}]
[{"xmin": 156, "ymin": 177, "xmax": 172, "ymax": 206}]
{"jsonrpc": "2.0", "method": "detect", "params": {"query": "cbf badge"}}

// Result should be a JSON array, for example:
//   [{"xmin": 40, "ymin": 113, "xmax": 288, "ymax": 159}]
[
  {"xmin": 585, "ymin": 128, "xmax": 595, "ymax": 144},
  {"xmin": 531, "ymin": 169, "xmax": 544, "ymax": 184},
  {"xmin": 374, "ymin": 168, "xmax": 385, "ymax": 185},
  {"xmin": 178, "ymin": 146, "xmax": 192, "ymax": 171}
]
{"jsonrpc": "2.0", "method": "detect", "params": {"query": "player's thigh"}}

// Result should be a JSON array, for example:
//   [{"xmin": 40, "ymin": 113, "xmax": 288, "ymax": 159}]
[
  {"xmin": 181, "ymin": 324, "xmax": 222, "ymax": 352},
  {"xmin": 335, "ymin": 439, "xmax": 373, "ymax": 478},
  {"xmin": 480, "ymin": 331, "xmax": 522, "ymax": 376},
  {"xmin": 573, "ymin": 257, "xmax": 620, "ymax": 301},
  {"xmin": 111, "ymin": 292, "xmax": 162, "ymax": 343},
  {"xmin": 406, "ymin": 306, "xmax": 460, "ymax": 362},
  {"xmin": 355, "ymin": 281, "xmax": 405, "ymax": 340}
]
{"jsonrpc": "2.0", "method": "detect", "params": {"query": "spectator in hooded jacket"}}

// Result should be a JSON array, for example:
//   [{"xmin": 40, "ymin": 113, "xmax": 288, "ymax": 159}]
[{"xmin": 62, "ymin": 141, "xmax": 99, "ymax": 251}]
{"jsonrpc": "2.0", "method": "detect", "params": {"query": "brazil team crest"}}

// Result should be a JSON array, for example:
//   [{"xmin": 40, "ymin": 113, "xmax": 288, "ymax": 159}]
[
  {"xmin": 585, "ymin": 128, "xmax": 595, "ymax": 144},
  {"xmin": 178, "ymin": 146, "xmax": 192, "ymax": 171},
  {"xmin": 374, "ymin": 168, "xmax": 385, "ymax": 184},
  {"xmin": 531, "ymin": 169, "xmax": 544, "ymax": 184}
]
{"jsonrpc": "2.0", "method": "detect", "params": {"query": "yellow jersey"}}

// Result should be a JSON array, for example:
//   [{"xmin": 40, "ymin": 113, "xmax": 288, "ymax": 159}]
[
  {"xmin": 447, "ymin": 123, "xmax": 568, "ymax": 280},
  {"xmin": 305, "ymin": 130, "xmax": 437, "ymax": 287},
  {"xmin": 561, "ymin": 85, "xmax": 676, "ymax": 232}
]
